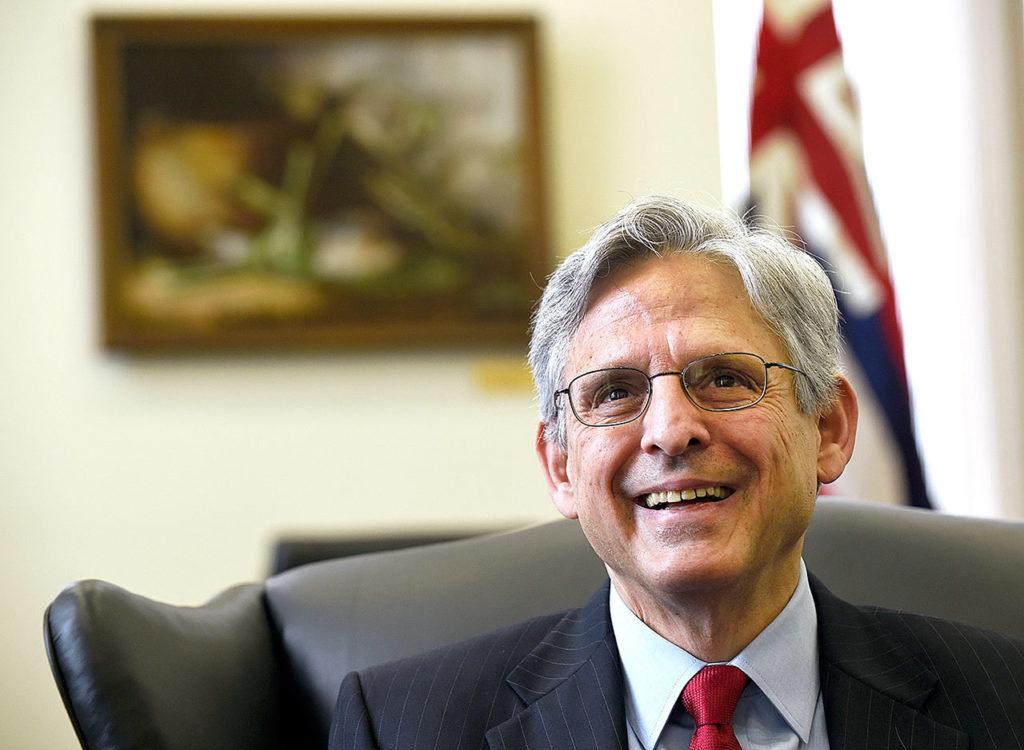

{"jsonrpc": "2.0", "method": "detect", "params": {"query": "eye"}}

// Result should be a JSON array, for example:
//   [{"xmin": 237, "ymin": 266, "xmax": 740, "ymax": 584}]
[
  {"xmin": 686, "ymin": 361, "xmax": 762, "ymax": 395},
  {"xmin": 569, "ymin": 368, "xmax": 650, "ymax": 423},
  {"xmin": 596, "ymin": 382, "xmax": 640, "ymax": 404},
  {"xmin": 683, "ymin": 354, "xmax": 767, "ymax": 410},
  {"xmin": 708, "ymin": 368, "xmax": 758, "ymax": 390},
  {"xmin": 712, "ymin": 372, "xmax": 737, "ymax": 388},
  {"xmin": 711, "ymin": 370, "xmax": 753, "ymax": 389}
]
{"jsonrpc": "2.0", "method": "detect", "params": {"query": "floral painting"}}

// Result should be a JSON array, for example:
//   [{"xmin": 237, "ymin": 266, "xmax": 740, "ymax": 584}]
[{"xmin": 93, "ymin": 17, "xmax": 546, "ymax": 350}]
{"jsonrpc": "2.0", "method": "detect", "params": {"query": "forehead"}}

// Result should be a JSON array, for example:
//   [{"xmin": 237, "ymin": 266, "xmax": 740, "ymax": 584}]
[{"xmin": 568, "ymin": 254, "xmax": 784, "ymax": 370}]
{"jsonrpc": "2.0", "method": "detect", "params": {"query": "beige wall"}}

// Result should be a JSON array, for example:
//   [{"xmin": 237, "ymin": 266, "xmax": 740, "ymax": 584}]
[{"xmin": 0, "ymin": 1, "xmax": 721, "ymax": 746}]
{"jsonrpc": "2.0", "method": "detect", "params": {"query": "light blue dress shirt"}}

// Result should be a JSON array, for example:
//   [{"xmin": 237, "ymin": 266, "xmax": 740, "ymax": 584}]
[{"xmin": 609, "ymin": 560, "xmax": 830, "ymax": 749}]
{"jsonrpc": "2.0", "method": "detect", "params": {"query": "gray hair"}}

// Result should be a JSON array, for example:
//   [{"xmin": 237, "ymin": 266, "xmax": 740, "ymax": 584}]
[{"xmin": 528, "ymin": 196, "xmax": 841, "ymax": 446}]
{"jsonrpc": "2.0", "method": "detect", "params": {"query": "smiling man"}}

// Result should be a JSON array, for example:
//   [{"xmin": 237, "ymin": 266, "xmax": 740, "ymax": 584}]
[{"xmin": 330, "ymin": 197, "xmax": 1024, "ymax": 750}]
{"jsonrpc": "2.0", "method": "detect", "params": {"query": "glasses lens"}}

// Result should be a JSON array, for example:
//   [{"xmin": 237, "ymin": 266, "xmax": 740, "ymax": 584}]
[
  {"xmin": 569, "ymin": 368, "xmax": 650, "ymax": 425},
  {"xmin": 684, "ymin": 353, "xmax": 766, "ymax": 410}
]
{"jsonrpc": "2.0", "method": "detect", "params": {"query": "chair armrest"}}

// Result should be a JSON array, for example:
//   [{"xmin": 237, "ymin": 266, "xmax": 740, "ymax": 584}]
[{"xmin": 44, "ymin": 580, "xmax": 286, "ymax": 750}]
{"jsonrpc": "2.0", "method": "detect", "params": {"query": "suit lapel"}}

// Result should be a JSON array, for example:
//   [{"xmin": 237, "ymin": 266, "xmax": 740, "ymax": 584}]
[
  {"xmin": 810, "ymin": 575, "xmax": 968, "ymax": 750},
  {"xmin": 486, "ymin": 582, "xmax": 627, "ymax": 750}
]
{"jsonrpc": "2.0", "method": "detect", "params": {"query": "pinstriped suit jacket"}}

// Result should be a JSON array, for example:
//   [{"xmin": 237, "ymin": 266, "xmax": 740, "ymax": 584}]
[{"xmin": 329, "ymin": 575, "xmax": 1024, "ymax": 750}]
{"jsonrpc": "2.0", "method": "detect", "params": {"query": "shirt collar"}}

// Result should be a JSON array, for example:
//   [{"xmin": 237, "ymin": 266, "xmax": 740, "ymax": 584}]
[{"xmin": 609, "ymin": 560, "xmax": 820, "ymax": 749}]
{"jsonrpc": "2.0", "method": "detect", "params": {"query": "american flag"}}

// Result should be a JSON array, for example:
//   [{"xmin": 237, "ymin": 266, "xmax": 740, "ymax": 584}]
[{"xmin": 748, "ymin": 0, "xmax": 931, "ymax": 508}]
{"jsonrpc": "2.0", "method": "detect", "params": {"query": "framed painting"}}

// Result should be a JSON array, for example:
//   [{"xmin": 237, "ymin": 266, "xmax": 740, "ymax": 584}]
[{"xmin": 92, "ymin": 16, "xmax": 547, "ymax": 351}]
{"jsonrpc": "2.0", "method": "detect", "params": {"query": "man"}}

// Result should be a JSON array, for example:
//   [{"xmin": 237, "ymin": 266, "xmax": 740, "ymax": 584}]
[{"xmin": 330, "ymin": 197, "xmax": 1024, "ymax": 749}]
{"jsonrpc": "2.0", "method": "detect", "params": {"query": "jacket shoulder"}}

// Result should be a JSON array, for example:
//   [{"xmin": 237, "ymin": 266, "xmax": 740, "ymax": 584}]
[
  {"xmin": 332, "ymin": 609, "xmax": 568, "ymax": 750},
  {"xmin": 861, "ymin": 604, "xmax": 1024, "ymax": 744},
  {"xmin": 811, "ymin": 572, "xmax": 1024, "ymax": 747},
  {"xmin": 866, "ymin": 604, "xmax": 1024, "ymax": 684}
]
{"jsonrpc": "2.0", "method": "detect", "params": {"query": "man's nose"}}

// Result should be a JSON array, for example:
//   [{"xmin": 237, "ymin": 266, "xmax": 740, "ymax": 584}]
[{"xmin": 639, "ymin": 375, "xmax": 711, "ymax": 456}]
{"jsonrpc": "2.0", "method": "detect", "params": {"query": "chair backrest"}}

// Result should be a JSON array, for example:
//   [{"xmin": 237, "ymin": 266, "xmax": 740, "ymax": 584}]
[
  {"xmin": 265, "ymin": 515, "xmax": 606, "ymax": 743},
  {"xmin": 46, "ymin": 499, "xmax": 1024, "ymax": 750},
  {"xmin": 270, "ymin": 529, "xmax": 500, "ymax": 575}
]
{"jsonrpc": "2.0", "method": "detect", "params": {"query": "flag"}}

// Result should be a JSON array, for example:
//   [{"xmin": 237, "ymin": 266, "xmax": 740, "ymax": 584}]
[{"xmin": 747, "ymin": 0, "xmax": 931, "ymax": 508}]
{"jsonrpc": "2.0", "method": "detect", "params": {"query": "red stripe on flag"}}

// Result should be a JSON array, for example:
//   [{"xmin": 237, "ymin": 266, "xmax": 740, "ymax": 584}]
[{"xmin": 751, "ymin": 7, "xmax": 840, "ymax": 148}]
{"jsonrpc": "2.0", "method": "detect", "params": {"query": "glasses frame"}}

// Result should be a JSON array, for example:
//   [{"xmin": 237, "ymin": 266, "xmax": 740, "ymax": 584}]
[{"xmin": 554, "ymin": 351, "xmax": 807, "ymax": 428}]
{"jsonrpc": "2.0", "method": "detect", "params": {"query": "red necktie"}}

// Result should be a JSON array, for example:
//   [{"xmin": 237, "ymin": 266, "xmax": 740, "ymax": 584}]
[{"xmin": 681, "ymin": 665, "xmax": 749, "ymax": 750}]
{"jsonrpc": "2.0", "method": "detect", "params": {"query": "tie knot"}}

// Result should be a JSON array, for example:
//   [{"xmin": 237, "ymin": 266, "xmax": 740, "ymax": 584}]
[{"xmin": 682, "ymin": 665, "xmax": 748, "ymax": 727}]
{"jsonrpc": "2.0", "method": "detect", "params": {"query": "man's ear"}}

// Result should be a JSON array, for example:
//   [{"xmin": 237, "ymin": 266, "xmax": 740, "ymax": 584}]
[
  {"xmin": 817, "ymin": 375, "xmax": 859, "ymax": 484},
  {"xmin": 535, "ymin": 421, "xmax": 578, "ymax": 519}
]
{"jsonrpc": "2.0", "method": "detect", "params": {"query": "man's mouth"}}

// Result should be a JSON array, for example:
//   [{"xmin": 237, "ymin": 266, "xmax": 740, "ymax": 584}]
[{"xmin": 635, "ymin": 486, "xmax": 735, "ymax": 510}]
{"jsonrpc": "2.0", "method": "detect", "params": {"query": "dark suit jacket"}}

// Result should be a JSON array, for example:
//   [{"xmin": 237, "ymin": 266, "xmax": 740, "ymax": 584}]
[{"xmin": 329, "ymin": 575, "xmax": 1024, "ymax": 749}]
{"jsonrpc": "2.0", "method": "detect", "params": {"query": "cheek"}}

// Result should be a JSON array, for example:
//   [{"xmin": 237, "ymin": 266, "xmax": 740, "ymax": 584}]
[
  {"xmin": 769, "ymin": 424, "xmax": 821, "ymax": 521},
  {"xmin": 738, "ymin": 409, "xmax": 819, "ymax": 489},
  {"xmin": 764, "ymin": 397, "xmax": 817, "ymax": 446},
  {"xmin": 568, "ymin": 429, "xmax": 628, "ymax": 486},
  {"xmin": 566, "ymin": 431, "xmax": 639, "ymax": 536}
]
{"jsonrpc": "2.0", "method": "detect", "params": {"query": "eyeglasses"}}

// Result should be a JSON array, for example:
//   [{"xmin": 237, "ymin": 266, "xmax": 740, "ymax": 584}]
[{"xmin": 554, "ymin": 352, "xmax": 807, "ymax": 427}]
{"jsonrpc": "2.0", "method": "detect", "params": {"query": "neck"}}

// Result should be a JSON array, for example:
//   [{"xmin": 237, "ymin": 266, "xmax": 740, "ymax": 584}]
[{"xmin": 610, "ymin": 561, "xmax": 802, "ymax": 662}]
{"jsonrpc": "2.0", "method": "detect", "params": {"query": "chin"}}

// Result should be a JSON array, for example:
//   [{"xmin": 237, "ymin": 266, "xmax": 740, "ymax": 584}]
[{"xmin": 633, "ymin": 554, "xmax": 750, "ymax": 600}]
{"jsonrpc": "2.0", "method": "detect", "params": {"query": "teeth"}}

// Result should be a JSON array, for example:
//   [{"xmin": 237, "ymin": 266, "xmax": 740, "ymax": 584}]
[
  {"xmin": 643, "ymin": 486, "xmax": 730, "ymax": 507},
  {"xmin": 646, "ymin": 491, "xmax": 670, "ymax": 507}
]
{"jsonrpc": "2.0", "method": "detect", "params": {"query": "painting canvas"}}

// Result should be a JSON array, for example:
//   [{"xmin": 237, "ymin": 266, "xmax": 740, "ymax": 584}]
[{"xmin": 93, "ymin": 17, "xmax": 547, "ymax": 350}]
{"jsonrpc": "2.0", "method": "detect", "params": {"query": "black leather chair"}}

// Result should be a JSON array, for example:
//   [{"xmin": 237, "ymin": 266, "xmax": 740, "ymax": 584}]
[{"xmin": 44, "ymin": 499, "xmax": 1024, "ymax": 750}]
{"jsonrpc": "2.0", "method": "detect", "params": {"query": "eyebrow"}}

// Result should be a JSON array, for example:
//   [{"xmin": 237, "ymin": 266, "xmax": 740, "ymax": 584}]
[{"xmin": 573, "ymin": 349, "xmax": 767, "ymax": 376}]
